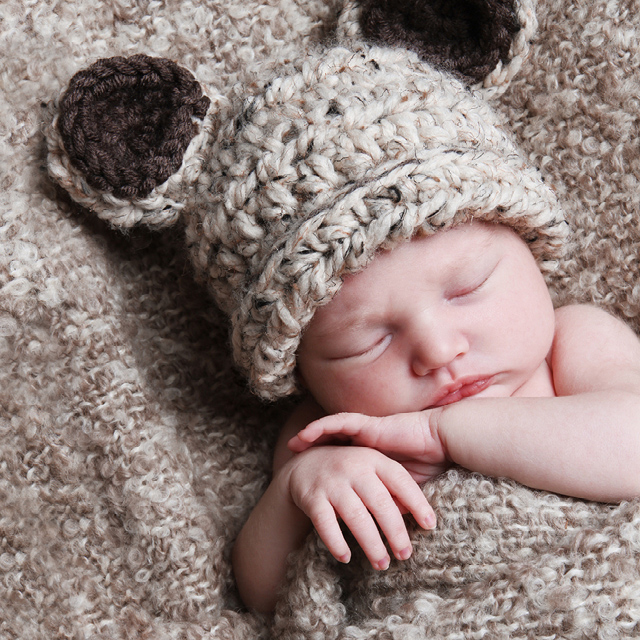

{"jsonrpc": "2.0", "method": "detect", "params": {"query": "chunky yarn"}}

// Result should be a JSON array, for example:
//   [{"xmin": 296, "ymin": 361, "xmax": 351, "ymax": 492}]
[
  {"xmin": 187, "ymin": 44, "xmax": 567, "ymax": 400},
  {"xmin": 358, "ymin": 0, "xmax": 520, "ymax": 83},
  {"xmin": 57, "ymin": 54, "xmax": 211, "ymax": 200},
  {"xmin": 24, "ymin": 1, "xmax": 640, "ymax": 638},
  {"xmin": 47, "ymin": 43, "xmax": 566, "ymax": 401},
  {"xmin": 45, "ymin": 9, "xmax": 548, "ymax": 403}
]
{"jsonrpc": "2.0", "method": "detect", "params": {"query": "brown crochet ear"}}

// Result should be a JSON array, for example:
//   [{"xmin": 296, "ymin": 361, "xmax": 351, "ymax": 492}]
[
  {"xmin": 358, "ymin": 0, "xmax": 520, "ymax": 84},
  {"xmin": 57, "ymin": 54, "xmax": 210, "ymax": 200}
]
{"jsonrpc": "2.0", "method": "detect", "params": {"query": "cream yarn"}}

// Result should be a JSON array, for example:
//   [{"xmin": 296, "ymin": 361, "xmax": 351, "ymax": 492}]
[
  {"xmin": 46, "ymin": 43, "xmax": 568, "ymax": 401},
  {"xmin": 189, "ymin": 45, "xmax": 567, "ymax": 399},
  {"xmin": 15, "ymin": 1, "xmax": 640, "ymax": 636}
]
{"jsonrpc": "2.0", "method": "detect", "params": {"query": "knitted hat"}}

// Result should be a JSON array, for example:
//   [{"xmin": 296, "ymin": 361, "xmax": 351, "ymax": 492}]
[
  {"xmin": 336, "ymin": 0, "xmax": 537, "ymax": 99},
  {"xmin": 47, "ymin": 54, "xmax": 216, "ymax": 229},
  {"xmin": 47, "ymin": 44, "xmax": 567, "ymax": 402},
  {"xmin": 188, "ymin": 45, "xmax": 567, "ymax": 399}
]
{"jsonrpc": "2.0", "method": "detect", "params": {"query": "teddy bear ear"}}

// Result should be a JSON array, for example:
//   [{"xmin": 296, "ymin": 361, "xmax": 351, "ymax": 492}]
[
  {"xmin": 47, "ymin": 54, "xmax": 213, "ymax": 229},
  {"xmin": 337, "ymin": 0, "xmax": 536, "ymax": 97}
]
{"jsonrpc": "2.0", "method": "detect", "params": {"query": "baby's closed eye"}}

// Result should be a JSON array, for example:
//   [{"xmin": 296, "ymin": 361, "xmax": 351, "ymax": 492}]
[
  {"xmin": 332, "ymin": 333, "xmax": 393, "ymax": 361},
  {"xmin": 445, "ymin": 261, "xmax": 499, "ymax": 302}
]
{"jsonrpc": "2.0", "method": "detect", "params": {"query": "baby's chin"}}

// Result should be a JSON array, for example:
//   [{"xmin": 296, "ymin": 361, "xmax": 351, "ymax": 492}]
[
  {"xmin": 473, "ymin": 383, "xmax": 515, "ymax": 400},
  {"xmin": 322, "ymin": 379, "xmax": 528, "ymax": 416}
]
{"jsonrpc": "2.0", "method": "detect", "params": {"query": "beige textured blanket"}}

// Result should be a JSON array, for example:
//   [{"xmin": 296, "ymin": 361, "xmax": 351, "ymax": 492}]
[{"xmin": 2, "ymin": 0, "xmax": 640, "ymax": 637}]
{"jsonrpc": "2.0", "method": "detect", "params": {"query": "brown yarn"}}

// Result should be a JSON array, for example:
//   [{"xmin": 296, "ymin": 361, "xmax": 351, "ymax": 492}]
[
  {"xmin": 359, "ymin": 0, "xmax": 520, "ymax": 84},
  {"xmin": 57, "ymin": 54, "xmax": 210, "ymax": 200}
]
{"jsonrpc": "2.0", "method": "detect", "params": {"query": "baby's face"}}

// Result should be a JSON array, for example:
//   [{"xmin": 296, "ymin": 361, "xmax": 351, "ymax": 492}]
[{"xmin": 297, "ymin": 222, "xmax": 556, "ymax": 416}]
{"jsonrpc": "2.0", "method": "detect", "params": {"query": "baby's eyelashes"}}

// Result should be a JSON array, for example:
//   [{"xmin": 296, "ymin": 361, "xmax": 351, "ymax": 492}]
[
  {"xmin": 331, "ymin": 333, "xmax": 393, "ymax": 361},
  {"xmin": 445, "ymin": 260, "xmax": 500, "ymax": 302},
  {"xmin": 446, "ymin": 277, "xmax": 488, "ymax": 301}
]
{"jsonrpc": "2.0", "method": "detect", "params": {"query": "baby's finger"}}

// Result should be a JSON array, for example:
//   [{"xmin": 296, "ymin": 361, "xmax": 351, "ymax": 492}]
[
  {"xmin": 307, "ymin": 502, "xmax": 352, "ymax": 564},
  {"xmin": 378, "ymin": 463, "xmax": 437, "ymax": 531},
  {"xmin": 290, "ymin": 413, "xmax": 377, "ymax": 451},
  {"xmin": 354, "ymin": 479, "xmax": 414, "ymax": 562},
  {"xmin": 287, "ymin": 434, "xmax": 309, "ymax": 452},
  {"xmin": 332, "ymin": 493, "xmax": 391, "ymax": 571},
  {"xmin": 288, "ymin": 431, "xmax": 351, "ymax": 453}
]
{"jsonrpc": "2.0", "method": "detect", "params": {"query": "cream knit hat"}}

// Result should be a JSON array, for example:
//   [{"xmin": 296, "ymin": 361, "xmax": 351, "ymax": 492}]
[
  {"xmin": 48, "ymin": 45, "xmax": 568, "ymax": 401},
  {"xmin": 190, "ymin": 45, "xmax": 567, "ymax": 399}
]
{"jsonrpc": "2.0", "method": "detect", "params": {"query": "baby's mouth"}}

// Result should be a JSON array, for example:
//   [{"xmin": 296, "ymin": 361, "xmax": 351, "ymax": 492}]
[{"xmin": 429, "ymin": 376, "xmax": 495, "ymax": 408}]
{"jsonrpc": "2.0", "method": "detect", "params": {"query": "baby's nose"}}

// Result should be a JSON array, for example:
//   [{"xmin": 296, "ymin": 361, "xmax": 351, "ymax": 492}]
[{"xmin": 410, "ymin": 318, "xmax": 469, "ymax": 376}]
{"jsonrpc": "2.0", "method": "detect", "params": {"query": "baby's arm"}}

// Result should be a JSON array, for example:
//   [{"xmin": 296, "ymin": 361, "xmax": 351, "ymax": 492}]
[
  {"xmin": 292, "ymin": 306, "xmax": 640, "ymax": 503},
  {"xmin": 232, "ymin": 401, "xmax": 318, "ymax": 613},
  {"xmin": 232, "ymin": 399, "xmax": 435, "ymax": 613},
  {"xmin": 440, "ymin": 304, "xmax": 640, "ymax": 501}
]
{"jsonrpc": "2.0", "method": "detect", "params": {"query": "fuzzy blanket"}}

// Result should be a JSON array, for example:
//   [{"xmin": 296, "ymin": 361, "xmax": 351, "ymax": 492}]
[{"xmin": 3, "ymin": 0, "xmax": 640, "ymax": 638}]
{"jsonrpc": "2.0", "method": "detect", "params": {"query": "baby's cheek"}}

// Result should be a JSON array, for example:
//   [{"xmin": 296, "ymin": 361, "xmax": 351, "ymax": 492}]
[
  {"xmin": 345, "ymin": 374, "xmax": 413, "ymax": 416},
  {"xmin": 307, "ymin": 357, "xmax": 414, "ymax": 416},
  {"xmin": 302, "ymin": 364, "xmax": 361, "ymax": 414},
  {"xmin": 327, "ymin": 376, "xmax": 370, "ymax": 414}
]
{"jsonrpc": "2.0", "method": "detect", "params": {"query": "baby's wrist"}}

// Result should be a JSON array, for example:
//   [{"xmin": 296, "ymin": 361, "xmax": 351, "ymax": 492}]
[
  {"xmin": 270, "ymin": 463, "xmax": 314, "ymax": 534},
  {"xmin": 272, "ymin": 458, "xmax": 297, "ymax": 504},
  {"xmin": 425, "ymin": 406, "xmax": 451, "ymax": 463},
  {"xmin": 273, "ymin": 456, "xmax": 311, "ymax": 511}
]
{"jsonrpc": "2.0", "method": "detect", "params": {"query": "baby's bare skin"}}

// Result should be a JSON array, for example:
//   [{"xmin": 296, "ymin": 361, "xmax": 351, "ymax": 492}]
[{"xmin": 233, "ymin": 223, "xmax": 640, "ymax": 613}]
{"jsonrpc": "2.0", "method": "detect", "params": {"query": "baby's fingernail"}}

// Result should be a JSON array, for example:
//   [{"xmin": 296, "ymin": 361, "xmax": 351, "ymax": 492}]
[
  {"xmin": 375, "ymin": 556, "xmax": 390, "ymax": 571},
  {"xmin": 423, "ymin": 512, "xmax": 437, "ymax": 530},
  {"xmin": 338, "ymin": 552, "xmax": 351, "ymax": 564},
  {"xmin": 396, "ymin": 546, "xmax": 412, "ymax": 561}
]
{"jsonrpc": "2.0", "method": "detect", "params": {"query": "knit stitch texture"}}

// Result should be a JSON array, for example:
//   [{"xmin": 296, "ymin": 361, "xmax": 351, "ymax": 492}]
[
  {"xmin": 358, "ymin": 0, "xmax": 521, "ymax": 83},
  {"xmin": 49, "ymin": 43, "xmax": 568, "ymax": 399},
  {"xmin": 3, "ymin": 0, "xmax": 640, "ymax": 638}
]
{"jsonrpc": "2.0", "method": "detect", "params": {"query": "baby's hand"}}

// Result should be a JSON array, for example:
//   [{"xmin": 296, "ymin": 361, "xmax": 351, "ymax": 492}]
[
  {"xmin": 288, "ymin": 410, "xmax": 450, "ymax": 484},
  {"xmin": 279, "ymin": 446, "xmax": 436, "ymax": 570}
]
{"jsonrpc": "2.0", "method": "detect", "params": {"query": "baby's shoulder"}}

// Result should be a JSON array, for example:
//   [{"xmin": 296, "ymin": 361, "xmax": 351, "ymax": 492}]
[
  {"xmin": 551, "ymin": 303, "xmax": 640, "ymax": 394},
  {"xmin": 553, "ymin": 303, "xmax": 637, "ymax": 343}
]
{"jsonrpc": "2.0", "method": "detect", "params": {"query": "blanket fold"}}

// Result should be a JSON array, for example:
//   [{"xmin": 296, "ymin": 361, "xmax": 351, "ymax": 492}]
[{"xmin": 274, "ymin": 470, "xmax": 640, "ymax": 638}]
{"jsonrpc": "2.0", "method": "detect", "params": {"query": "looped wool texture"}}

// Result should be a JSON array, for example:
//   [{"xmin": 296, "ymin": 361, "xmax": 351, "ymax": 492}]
[
  {"xmin": 358, "ymin": 0, "xmax": 521, "ymax": 83},
  {"xmin": 185, "ymin": 44, "xmax": 567, "ymax": 400},
  {"xmin": 273, "ymin": 469, "xmax": 640, "ymax": 639},
  {"xmin": 57, "ymin": 54, "xmax": 211, "ymax": 200},
  {"xmin": 336, "ymin": 0, "xmax": 537, "ymax": 98},
  {"xmin": 21, "ymin": 0, "xmax": 640, "ymax": 636}
]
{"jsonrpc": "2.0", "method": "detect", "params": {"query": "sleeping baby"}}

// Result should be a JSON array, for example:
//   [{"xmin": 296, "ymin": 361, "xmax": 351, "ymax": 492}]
[
  {"xmin": 225, "ymin": 49, "xmax": 640, "ymax": 612},
  {"xmin": 45, "ymin": 43, "xmax": 640, "ymax": 615}
]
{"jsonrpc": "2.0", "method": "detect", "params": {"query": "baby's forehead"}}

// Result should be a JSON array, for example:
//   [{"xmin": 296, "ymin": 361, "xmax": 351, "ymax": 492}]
[
  {"xmin": 345, "ymin": 221, "xmax": 504, "ymax": 280},
  {"xmin": 409, "ymin": 220, "xmax": 502, "ymax": 254},
  {"xmin": 306, "ymin": 222, "xmax": 510, "ymax": 330}
]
